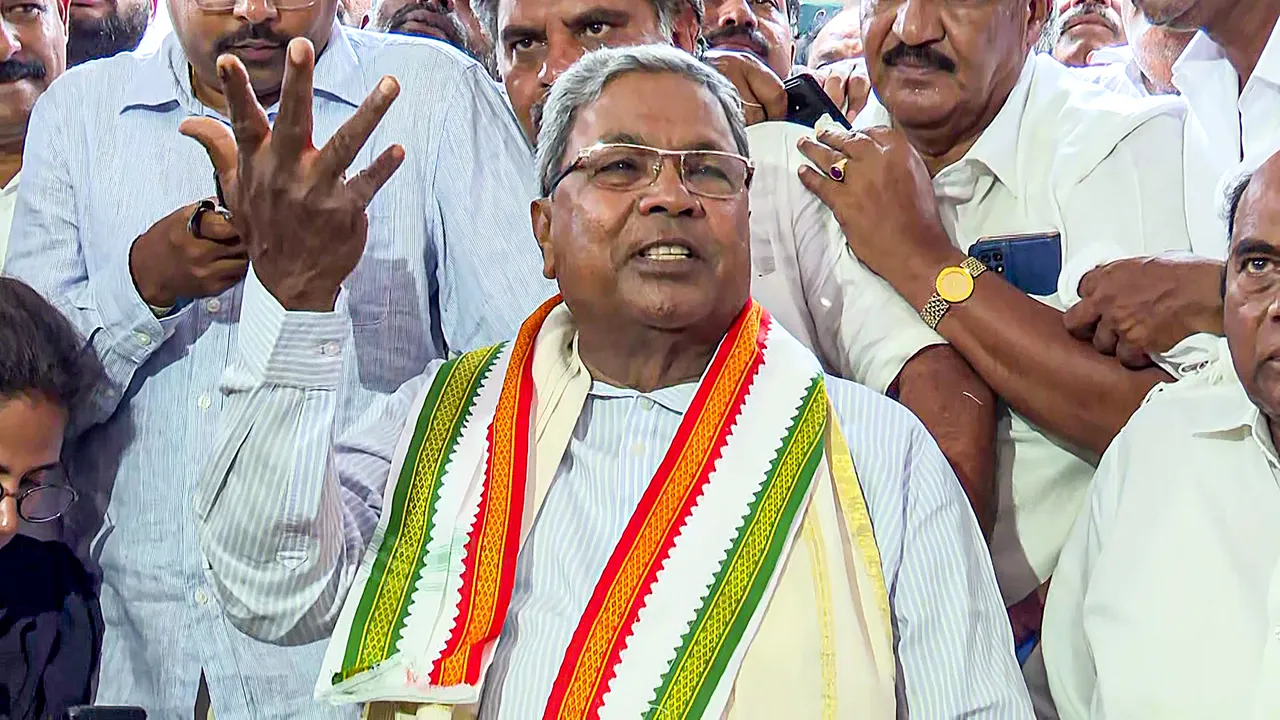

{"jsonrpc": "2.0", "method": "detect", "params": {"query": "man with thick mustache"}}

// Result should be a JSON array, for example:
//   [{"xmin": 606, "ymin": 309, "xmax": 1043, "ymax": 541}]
[
  {"xmin": 193, "ymin": 41, "xmax": 1032, "ymax": 719},
  {"xmin": 793, "ymin": 0, "xmax": 1202, "ymax": 712},
  {"xmin": 66, "ymin": 0, "xmax": 152, "ymax": 65},
  {"xmin": 0, "ymin": 0, "xmax": 67, "ymax": 269},
  {"xmin": 702, "ymin": 0, "xmax": 796, "ymax": 80},
  {"xmin": 1052, "ymin": 0, "xmax": 1124, "ymax": 66},
  {"xmin": 366, "ymin": 0, "xmax": 495, "ymax": 77},
  {"xmin": 3, "ymin": 0, "xmax": 552, "ymax": 711},
  {"xmin": 470, "ymin": 0, "xmax": 1001, "ymax": 538}
]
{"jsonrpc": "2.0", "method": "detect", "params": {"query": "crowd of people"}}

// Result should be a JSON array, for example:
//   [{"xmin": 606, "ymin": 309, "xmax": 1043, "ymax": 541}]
[{"xmin": 0, "ymin": 0, "xmax": 1277, "ymax": 717}]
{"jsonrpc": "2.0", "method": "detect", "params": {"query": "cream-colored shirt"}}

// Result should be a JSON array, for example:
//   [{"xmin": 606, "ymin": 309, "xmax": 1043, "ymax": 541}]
[
  {"xmin": 851, "ymin": 53, "xmax": 1196, "ymax": 606},
  {"xmin": 747, "ymin": 121, "xmax": 947, "ymax": 394},
  {"xmin": 1176, "ymin": 16, "xmax": 1280, "ymax": 258},
  {"xmin": 0, "ymin": 170, "xmax": 18, "ymax": 272},
  {"xmin": 1043, "ymin": 374, "xmax": 1280, "ymax": 719}
]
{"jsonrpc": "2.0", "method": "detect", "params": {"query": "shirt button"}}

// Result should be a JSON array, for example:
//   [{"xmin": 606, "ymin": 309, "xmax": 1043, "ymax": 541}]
[
  {"xmin": 321, "ymin": 341, "xmax": 340, "ymax": 356},
  {"xmin": 197, "ymin": 394, "xmax": 212, "ymax": 410},
  {"xmin": 134, "ymin": 332, "xmax": 152, "ymax": 346},
  {"xmin": 205, "ymin": 298, "xmax": 222, "ymax": 313},
  {"xmin": 1273, "ymin": 626, "xmax": 1280, "ymax": 640},
  {"xmin": 195, "ymin": 589, "xmax": 209, "ymax": 605},
  {"xmin": 639, "ymin": 397, "xmax": 655, "ymax": 411}
]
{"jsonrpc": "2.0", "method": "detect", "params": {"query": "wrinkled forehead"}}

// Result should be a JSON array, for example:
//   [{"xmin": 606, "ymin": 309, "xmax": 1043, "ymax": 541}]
[{"xmin": 561, "ymin": 72, "xmax": 739, "ymax": 160}]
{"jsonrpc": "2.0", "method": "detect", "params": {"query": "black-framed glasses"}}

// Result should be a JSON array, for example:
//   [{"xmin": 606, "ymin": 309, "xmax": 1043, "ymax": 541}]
[
  {"xmin": 1, "ymin": 473, "xmax": 78, "ymax": 523},
  {"xmin": 549, "ymin": 143, "xmax": 755, "ymax": 199}
]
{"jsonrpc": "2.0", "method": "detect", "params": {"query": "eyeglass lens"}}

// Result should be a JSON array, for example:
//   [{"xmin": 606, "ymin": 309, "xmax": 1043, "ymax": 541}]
[{"xmin": 583, "ymin": 146, "xmax": 749, "ymax": 199}]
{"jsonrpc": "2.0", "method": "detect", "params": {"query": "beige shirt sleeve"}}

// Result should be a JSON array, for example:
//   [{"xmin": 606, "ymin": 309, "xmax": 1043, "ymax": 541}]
[{"xmin": 747, "ymin": 122, "xmax": 946, "ymax": 393}]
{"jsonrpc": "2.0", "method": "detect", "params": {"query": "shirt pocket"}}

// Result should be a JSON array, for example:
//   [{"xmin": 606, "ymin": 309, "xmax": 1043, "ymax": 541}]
[{"xmin": 342, "ymin": 210, "xmax": 396, "ymax": 327}]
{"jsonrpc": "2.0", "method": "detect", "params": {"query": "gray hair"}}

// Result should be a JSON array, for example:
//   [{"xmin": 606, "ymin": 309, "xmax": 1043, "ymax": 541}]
[
  {"xmin": 533, "ymin": 44, "xmax": 750, "ymax": 197},
  {"xmin": 472, "ymin": 0, "xmax": 691, "ymax": 50},
  {"xmin": 1036, "ymin": 0, "xmax": 1062, "ymax": 54}
]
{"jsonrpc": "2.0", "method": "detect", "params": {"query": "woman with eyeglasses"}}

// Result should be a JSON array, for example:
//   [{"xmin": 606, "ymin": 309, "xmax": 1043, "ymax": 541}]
[{"xmin": 0, "ymin": 276, "xmax": 104, "ymax": 720}]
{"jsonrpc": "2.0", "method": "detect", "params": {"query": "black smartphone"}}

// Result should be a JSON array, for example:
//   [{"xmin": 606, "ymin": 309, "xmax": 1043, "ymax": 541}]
[
  {"xmin": 64, "ymin": 707, "xmax": 148, "ymax": 720},
  {"xmin": 968, "ymin": 231, "xmax": 1063, "ymax": 296},
  {"xmin": 783, "ymin": 74, "xmax": 852, "ymax": 129}
]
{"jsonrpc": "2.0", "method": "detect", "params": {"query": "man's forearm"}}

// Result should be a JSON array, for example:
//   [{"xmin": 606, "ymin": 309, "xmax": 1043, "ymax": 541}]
[
  {"xmin": 888, "ymin": 248, "xmax": 1171, "ymax": 458},
  {"xmin": 895, "ymin": 345, "xmax": 997, "ymax": 538}
]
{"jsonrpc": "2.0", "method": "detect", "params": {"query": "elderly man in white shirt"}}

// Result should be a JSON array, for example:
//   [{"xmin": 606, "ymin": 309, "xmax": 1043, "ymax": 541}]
[
  {"xmin": 0, "ymin": 0, "xmax": 67, "ymax": 270},
  {"xmin": 790, "ymin": 0, "xmax": 1204, "ymax": 710},
  {"xmin": 1043, "ymin": 150, "xmax": 1280, "ymax": 720},
  {"xmin": 1060, "ymin": 0, "xmax": 1279, "ymax": 381}
]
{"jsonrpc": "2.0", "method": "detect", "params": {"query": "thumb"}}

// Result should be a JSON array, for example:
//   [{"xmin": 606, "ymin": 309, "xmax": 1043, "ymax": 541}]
[{"xmin": 180, "ymin": 116, "xmax": 239, "ymax": 182}]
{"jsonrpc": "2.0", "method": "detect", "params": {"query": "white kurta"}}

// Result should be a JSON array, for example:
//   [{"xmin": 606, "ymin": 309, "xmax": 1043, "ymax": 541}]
[
  {"xmin": 1043, "ymin": 375, "xmax": 1280, "ymax": 719},
  {"xmin": 1176, "ymin": 17, "xmax": 1280, "ymax": 259}
]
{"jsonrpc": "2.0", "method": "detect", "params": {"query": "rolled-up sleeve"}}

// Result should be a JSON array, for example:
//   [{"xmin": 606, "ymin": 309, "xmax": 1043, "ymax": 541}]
[
  {"xmin": 747, "ymin": 122, "xmax": 946, "ymax": 394},
  {"xmin": 196, "ymin": 267, "xmax": 438, "ymax": 644}
]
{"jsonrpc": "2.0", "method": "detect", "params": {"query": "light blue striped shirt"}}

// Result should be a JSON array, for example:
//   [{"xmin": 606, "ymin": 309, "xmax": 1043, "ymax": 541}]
[
  {"xmin": 197, "ymin": 270, "xmax": 1033, "ymax": 718},
  {"xmin": 5, "ymin": 26, "xmax": 555, "ymax": 719}
]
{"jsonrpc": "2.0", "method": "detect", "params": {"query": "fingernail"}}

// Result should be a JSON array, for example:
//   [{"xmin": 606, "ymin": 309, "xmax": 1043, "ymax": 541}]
[
  {"xmin": 378, "ymin": 77, "xmax": 395, "ymax": 95},
  {"xmin": 290, "ymin": 40, "xmax": 305, "ymax": 62}
]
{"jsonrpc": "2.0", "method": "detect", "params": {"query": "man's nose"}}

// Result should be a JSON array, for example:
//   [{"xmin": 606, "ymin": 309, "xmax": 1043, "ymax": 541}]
[
  {"xmin": 0, "ymin": 21, "xmax": 21, "ymax": 63},
  {"xmin": 714, "ymin": 0, "xmax": 758, "ymax": 30},
  {"xmin": 637, "ymin": 163, "xmax": 701, "ymax": 217},
  {"xmin": 538, "ymin": 40, "xmax": 586, "ymax": 88},
  {"xmin": 892, "ymin": 0, "xmax": 945, "ymax": 48},
  {"xmin": 234, "ymin": 0, "xmax": 280, "ymax": 26}
]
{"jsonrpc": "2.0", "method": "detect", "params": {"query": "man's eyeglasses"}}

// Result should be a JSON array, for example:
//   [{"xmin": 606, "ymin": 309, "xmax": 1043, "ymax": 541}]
[
  {"xmin": 1, "ymin": 474, "xmax": 78, "ymax": 523},
  {"xmin": 549, "ymin": 143, "xmax": 755, "ymax": 200},
  {"xmin": 193, "ymin": 0, "xmax": 315, "ymax": 13}
]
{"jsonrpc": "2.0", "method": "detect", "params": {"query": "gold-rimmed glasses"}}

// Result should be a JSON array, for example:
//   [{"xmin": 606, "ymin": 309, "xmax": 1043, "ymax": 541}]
[{"xmin": 549, "ymin": 143, "xmax": 754, "ymax": 199}]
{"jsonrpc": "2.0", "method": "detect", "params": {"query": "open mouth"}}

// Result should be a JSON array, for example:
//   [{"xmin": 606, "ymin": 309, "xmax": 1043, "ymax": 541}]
[{"xmin": 635, "ymin": 240, "xmax": 699, "ymax": 262}]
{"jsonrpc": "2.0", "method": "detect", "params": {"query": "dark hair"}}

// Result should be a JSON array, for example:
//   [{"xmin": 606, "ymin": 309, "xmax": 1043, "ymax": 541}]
[
  {"xmin": 787, "ymin": 0, "xmax": 801, "ymax": 32},
  {"xmin": 0, "ymin": 277, "xmax": 99, "ymax": 411},
  {"xmin": 1222, "ymin": 172, "xmax": 1256, "ymax": 299}
]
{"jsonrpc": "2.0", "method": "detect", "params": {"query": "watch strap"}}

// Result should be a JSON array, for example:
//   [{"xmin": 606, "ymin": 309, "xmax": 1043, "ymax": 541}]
[{"xmin": 920, "ymin": 257, "xmax": 987, "ymax": 329}]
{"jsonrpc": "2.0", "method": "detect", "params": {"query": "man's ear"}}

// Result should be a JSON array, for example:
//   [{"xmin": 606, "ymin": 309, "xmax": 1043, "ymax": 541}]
[
  {"xmin": 532, "ymin": 198, "xmax": 557, "ymax": 280},
  {"xmin": 672, "ymin": 2, "xmax": 701, "ymax": 53}
]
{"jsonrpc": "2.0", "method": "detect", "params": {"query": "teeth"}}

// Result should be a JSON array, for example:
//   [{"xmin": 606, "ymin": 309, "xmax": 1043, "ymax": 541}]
[{"xmin": 641, "ymin": 244, "xmax": 692, "ymax": 260}]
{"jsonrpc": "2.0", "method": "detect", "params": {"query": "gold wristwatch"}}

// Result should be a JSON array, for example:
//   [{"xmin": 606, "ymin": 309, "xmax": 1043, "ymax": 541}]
[{"xmin": 920, "ymin": 256, "xmax": 988, "ymax": 329}]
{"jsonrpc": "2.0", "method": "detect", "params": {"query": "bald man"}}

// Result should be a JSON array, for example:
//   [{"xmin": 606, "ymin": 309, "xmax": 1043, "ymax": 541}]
[{"xmin": 805, "ymin": 5, "xmax": 862, "ymax": 69}]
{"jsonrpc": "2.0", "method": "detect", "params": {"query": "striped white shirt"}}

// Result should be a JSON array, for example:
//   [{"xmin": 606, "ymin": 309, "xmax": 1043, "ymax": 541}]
[{"xmin": 198, "ymin": 270, "xmax": 1033, "ymax": 718}]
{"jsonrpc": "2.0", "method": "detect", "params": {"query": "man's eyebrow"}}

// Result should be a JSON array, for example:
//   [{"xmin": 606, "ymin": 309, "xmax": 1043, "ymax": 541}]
[
  {"xmin": 565, "ymin": 7, "xmax": 632, "ymax": 30},
  {"xmin": 1230, "ymin": 237, "xmax": 1280, "ymax": 261},
  {"xmin": 500, "ymin": 23, "xmax": 545, "ymax": 46}
]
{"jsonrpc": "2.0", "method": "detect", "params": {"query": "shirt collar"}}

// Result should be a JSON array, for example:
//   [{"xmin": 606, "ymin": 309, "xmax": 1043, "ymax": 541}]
[
  {"xmin": 589, "ymin": 381, "xmax": 696, "ymax": 414},
  {"xmin": 951, "ymin": 53, "xmax": 1036, "ymax": 191},
  {"xmin": 1171, "ymin": 18, "xmax": 1280, "ymax": 96},
  {"xmin": 855, "ymin": 52, "xmax": 1034, "ymax": 191},
  {"xmin": 1186, "ymin": 376, "xmax": 1265, "ymax": 437},
  {"xmin": 2, "ymin": 171, "xmax": 19, "ymax": 195},
  {"xmin": 119, "ymin": 21, "xmax": 366, "ymax": 114}
]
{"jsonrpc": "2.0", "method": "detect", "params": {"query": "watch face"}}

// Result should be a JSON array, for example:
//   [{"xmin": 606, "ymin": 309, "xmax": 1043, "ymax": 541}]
[{"xmin": 936, "ymin": 267, "xmax": 975, "ymax": 303}]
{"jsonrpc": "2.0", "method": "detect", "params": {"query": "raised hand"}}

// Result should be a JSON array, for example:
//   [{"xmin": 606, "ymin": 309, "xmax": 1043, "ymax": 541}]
[{"xmin": 180, "ymin": 37, "xmax": 406, "ymax": 313}]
